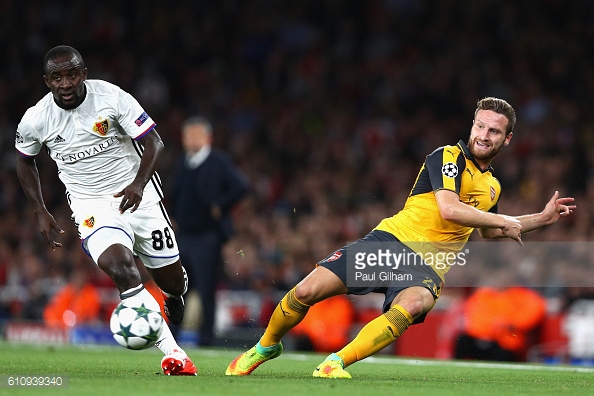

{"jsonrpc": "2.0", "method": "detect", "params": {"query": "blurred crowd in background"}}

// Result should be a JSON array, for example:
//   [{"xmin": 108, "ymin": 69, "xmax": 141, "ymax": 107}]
[{"xmin": 1, "ymin": 0, "xmax": 594, "ymax": 344}]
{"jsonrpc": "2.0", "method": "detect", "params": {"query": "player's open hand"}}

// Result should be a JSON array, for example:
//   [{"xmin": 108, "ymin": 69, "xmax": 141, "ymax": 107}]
[
  {"xmin": 542, "ymin": 190, "xmax": 576, "ymax": 224},
  {"xmin": 37, "ymin": 211, "xmax": 64, "ymax": 250},
  {"xmin": 114, "ymin": 182, "xmax": 144, "ymax": 214}
]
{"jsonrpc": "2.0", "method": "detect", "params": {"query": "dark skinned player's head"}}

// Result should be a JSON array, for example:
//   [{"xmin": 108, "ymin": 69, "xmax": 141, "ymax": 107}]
[{"xmin": 43, "ymin": 45, "xmax": 88, "ymax": 110}]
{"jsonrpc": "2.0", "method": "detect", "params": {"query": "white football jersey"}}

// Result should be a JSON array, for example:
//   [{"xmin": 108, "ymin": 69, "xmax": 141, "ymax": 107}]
[{"xmin": 16, "ymin": 80, "xmax": 163, "ymax": 204}]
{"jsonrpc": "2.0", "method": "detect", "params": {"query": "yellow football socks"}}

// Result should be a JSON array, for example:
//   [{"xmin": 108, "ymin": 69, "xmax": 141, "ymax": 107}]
[
  {"xmin": 259, "ymin": 287, "xmax": 310, "ymax": 347},
  {"xmin": 337, "ymin": 304, "xmax": 413, "ymax": 367}
]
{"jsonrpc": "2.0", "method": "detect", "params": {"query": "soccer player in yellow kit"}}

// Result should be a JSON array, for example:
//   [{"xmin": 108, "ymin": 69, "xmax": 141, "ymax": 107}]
[{"xmin": 226, "ymin": 97, "xmax": 576, "ymax": 378}]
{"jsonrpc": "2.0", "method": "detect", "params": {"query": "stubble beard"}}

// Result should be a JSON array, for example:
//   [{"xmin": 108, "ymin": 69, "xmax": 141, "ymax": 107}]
[{"xmin": 468, "ymin": 138, "xmax": 503, "ymax": 163}]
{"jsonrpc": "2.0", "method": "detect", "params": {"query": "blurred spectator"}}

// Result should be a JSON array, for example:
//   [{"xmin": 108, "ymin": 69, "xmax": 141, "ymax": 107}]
[
  {"xmin": 43, "ymin": 268, "xmax": 101, "ymax": 329},
  {"xmin": 291, "ymin": 295, "xmax": 355, "ymax": 352},
  {"xmin": 559, "ymin": 287, "xmax": 594, "ymax": 364},
  {"xmin": 454, "ymin": 287, "xmax": 547, "ymax": 361}
]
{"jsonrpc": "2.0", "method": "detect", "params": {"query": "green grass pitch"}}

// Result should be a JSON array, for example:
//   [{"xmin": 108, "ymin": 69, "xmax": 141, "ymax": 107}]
[{"xmin": 0, "ymin": 342, "xmax": 592, "ymax": 395}]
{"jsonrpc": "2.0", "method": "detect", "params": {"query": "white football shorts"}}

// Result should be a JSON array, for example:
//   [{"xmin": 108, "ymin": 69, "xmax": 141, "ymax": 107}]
[{"xmin": 69, "ymin": 196, "xmax": 180, "ymax": 269}]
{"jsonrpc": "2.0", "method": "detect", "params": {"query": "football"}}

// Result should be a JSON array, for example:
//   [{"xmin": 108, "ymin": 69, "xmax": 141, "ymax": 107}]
[{"xmin": 110, "ymin": 296, "xmax": 164, "ymax": 350}]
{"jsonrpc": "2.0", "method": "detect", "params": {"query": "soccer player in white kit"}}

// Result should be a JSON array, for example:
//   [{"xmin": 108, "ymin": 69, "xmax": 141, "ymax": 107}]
[{"xmin": 15, "ymin": 45, "xmax": 197, "ymax": 376}]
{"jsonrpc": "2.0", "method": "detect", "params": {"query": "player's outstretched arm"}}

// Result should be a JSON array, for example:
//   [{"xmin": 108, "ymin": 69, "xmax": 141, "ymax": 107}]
[
  {"xmin": 436, "ymin": 188, "xmax": 520, "ymax": 225},
  {"xmin": 16, "ymin": 154, "xmax": 64, "ymax": 250},
  {"xmin": 515, "ymin": 190, "xmax": 575, "ymax": 232},
  {"xmin": 479, "ymin": 191, "xmax": 575, "ymax": 240},
  {"xmin": 436, "ymin": 189, "xmax": 524, "ymax": 245},
  {"xmin": 114, "ymin": 129, "xmax": 165, "ymax": 213}
]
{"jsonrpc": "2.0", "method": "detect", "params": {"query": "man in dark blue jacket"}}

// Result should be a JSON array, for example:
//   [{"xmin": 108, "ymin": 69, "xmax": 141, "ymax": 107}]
[{"xmin": 170, "ymin": 116, "xmax": 249, "ymax": 346}]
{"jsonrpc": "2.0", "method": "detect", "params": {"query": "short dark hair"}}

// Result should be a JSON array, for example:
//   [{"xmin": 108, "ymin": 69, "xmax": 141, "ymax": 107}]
[
  {"xmin": 182, "ymin": 116, "xmax": 213, "ymax": 135},
  {"xmin": 475, "ymin": 97, "xmax": 516, "ymax": 135},
  {"xmin": 43, "ymin": 45, "xmax": 84, "ymax": 75}
]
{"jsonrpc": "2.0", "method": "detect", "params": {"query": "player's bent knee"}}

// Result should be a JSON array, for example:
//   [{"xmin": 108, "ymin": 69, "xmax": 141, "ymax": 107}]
[
  {"xmin": 294, "ymin": 281, "xmax": 337, "ymax": 306},
  {"xmin": 392, "ymin": 288, "xmax": 434, "ymax": 318},
  {"xmin": 400, "ymin": 299, "xmax": 426, "ymax": 319},
  {"xmin": 294, "ymin": 283, "xmax": 318, "ymax": 306},
  {"xmin": 97, "ymin": 254, "xmax": 141, "ymax": 291},
  {"xmin": 102, "ymin": 266, "xmax": 141, "ymax": 289},
  {"xmin": 294, "ymin": 266, "xmax": 348, "ymax": 305}
]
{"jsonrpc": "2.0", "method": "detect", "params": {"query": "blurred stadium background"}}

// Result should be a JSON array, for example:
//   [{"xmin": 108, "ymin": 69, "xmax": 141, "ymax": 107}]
[{"xmin": 1, "ymin": 0, "xmax": 594, "ymax": 364}]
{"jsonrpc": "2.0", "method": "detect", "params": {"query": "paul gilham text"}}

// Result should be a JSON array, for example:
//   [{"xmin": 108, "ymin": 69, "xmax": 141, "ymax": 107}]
[{"xmin": 355, "ymin": 272, "xmax": 413, "ymax": 282}]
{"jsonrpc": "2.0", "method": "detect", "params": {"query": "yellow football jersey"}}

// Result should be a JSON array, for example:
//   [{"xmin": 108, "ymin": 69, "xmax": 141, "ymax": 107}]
[{"xmin": 375, "ymin": 141, "xmax": 501, "ymax": 280}]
